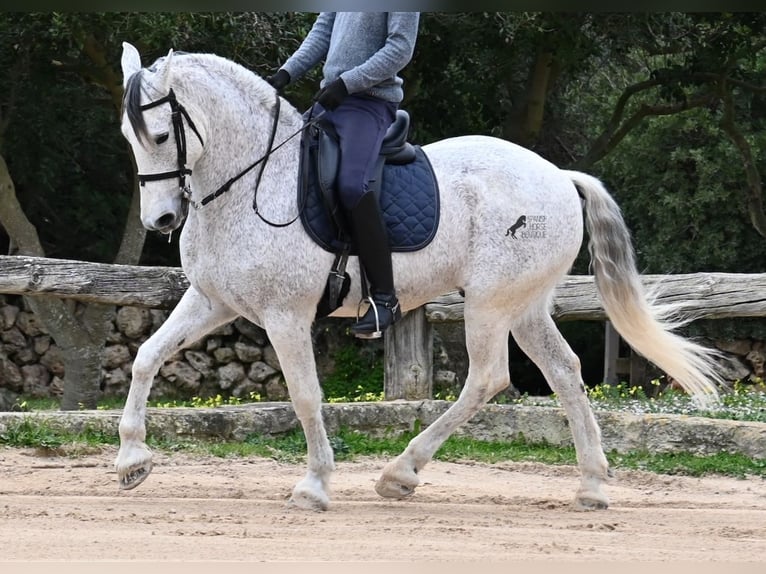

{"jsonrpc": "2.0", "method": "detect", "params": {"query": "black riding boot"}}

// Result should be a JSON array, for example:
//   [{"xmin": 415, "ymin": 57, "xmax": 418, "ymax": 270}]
[{"xmin": 348, "ymin": 192, "xmax": 401, "ymax": 339}]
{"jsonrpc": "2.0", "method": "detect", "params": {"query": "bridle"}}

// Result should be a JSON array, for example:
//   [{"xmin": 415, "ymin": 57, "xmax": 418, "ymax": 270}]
[
  {"xmin": 137, "ymin": 88, "xmax": 204, "ymax": 197},
  {"xmin": 135, "ymin": 87, "xmax": 322, "ymax": 228}
]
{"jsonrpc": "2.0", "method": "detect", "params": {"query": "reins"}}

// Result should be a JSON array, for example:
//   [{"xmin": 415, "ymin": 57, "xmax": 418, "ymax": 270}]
[
  {"xmin": 138, "ymin": 87, "xmax": 323, "ymax": 229},
  {"xmin": 197, "ymin": 95, "xmax": 283, "ymax": 208}
]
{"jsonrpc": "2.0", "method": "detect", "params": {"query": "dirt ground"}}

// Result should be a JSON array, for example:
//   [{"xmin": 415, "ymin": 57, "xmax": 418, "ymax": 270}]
[{"xmin": 1, "ymin": 445, "xmax": 765, "ymax": 562}]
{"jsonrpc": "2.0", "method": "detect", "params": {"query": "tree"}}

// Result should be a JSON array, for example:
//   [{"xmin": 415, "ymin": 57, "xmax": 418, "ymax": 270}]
[
  {"xmin": 406, "ymin": 13, "xmax": 633, "ymax": 153},
  {"xmin": 0, "ymin": 14, "xmax": 118, "ymax": 409},
  {"xmin": 0, "ymin": 13, "xmax": 309, "ymax": 409},
  {"xmin": 568, "ymin": 13, "xmax": 766, "ymax": 237},
  {"xmin": 2, "ymin": 13, "xmax": 764, "ymax": 403}
]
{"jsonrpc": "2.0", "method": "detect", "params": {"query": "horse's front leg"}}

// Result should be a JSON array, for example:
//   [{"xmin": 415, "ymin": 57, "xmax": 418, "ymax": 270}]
[
  {"xmin": 115, "ymin": 287, "xmax": 237, "ymax": 490},
  {"xmin": 263, "ymin": 313, "xmax": 334, "ymax": 511}
]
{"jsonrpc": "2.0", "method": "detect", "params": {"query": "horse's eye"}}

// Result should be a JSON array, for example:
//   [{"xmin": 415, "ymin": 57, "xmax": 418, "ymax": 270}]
[{"xmin": 155, "ymin": 133, "xmax": 169, "ymax": 145}]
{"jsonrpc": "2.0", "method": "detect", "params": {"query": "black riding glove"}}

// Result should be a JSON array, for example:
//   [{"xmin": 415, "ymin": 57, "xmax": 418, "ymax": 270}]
[
  {"xmin": 266, "ymin": 69, "xmax": 290, "ymax": 91},
  {"xmin": 315, "ymin": 78, "xmax": 348, "ymax": 111}
]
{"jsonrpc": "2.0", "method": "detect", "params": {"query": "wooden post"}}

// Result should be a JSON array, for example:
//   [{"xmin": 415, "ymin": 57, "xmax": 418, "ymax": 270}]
[
  {"xmin": 629, "ymin": 350, "xmax": 649, "ymax": 388},
  {"xmin": 384, "ymin": 306, "xmax": 433, "ymax": 400},
  {"xmin": 603, "ymin": 321, "xmax": 620, "ymax": 385}
]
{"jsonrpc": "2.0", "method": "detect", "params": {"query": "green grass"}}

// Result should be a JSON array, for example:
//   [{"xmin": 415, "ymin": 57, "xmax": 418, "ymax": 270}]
[
  {"xmin": 1, "ymin": 418, "xmax": 764, "ymax": 479},
  {"xmin": 0, "ymin": 417, "xmax": 119, "ymax": 453},
  {"xmin": 319, "ymin": 344, "xmax": 385, "ymax": 402},
  {"xmin": 4, "ymin": 375, "xmax": 765, "ymax": 479},
  {"xmin": 609, "ymin": 450, "xmax": 766, "ymax": 478}
]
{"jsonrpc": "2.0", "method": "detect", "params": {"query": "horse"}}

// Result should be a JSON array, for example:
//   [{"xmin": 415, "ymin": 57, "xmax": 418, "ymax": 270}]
[{"xmin": 115, "ymin": 41, "xmax": 721, "ymax": 511}]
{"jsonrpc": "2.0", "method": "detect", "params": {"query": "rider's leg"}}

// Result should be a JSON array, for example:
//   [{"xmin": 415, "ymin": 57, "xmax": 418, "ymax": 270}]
[
  {"xmin": 347, "ymin": 191, "xmax": 401, "ymax": 338},
  {"xmin": 329, "ymin": 96, "xmax": 400, "ymax": 338}
]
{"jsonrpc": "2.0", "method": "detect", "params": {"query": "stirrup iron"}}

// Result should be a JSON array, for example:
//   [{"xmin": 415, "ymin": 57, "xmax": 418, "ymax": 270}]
[{"xmin": 354, "ymin": 296, "xmax": 383, "ymax": 340}]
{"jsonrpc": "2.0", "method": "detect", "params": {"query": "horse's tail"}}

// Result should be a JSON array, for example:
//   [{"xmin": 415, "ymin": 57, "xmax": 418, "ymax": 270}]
[{"xmin": 563, "ymin": 170, "xmax": 721, "ymax": 409}]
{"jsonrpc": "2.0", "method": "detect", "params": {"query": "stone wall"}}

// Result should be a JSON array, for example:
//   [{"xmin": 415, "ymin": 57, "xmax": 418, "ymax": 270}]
[
  {"xmin": 0, "ymin": 294, "xmax": 291, "ymax": 403},
  {"xmin": 1, "ymin": 293, "xmax": 765, "ymax": 407}
]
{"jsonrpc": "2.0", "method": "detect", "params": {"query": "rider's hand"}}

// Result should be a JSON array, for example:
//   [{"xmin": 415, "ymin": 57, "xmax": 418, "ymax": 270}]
[
  {"xmin": 266, "ymin": 69, "xmax": 290, "ymax": 91},
  {"xmin": 314, "ymin": 78, "xmax": 348, "ymax": 111}
]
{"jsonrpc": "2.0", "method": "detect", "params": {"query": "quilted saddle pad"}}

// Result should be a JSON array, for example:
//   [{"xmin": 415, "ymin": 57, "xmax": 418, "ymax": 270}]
[{"xmin": 299, "ymin": 145, "xmax": 440, "ymax": 255}]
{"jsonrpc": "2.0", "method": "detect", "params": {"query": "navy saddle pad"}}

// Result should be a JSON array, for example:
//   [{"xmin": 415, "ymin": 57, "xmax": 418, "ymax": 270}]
[{"xmin": 299, "ymin": 143, "xmax": 440, "ymax": 255}]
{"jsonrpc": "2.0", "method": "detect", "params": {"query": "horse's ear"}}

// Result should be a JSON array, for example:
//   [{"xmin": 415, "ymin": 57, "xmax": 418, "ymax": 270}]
[
  {"xmin": 121, "ymin": 42, "xmax": 142, "ymax": 88},
  {"xmin": 151, "ymin": 48, "xmax": 175, "ymax": 93}
]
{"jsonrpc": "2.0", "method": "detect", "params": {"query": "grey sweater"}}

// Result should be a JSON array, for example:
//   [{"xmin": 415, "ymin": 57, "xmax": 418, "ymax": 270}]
[{"xmin": 281, "ymin": 12, "xmax": 419, "ymax": 103}]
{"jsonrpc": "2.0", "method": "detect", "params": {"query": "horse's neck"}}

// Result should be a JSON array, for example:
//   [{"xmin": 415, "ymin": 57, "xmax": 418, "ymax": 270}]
[{"xmin": 176, "ymin": 67, "xmax": 304, "ymax": 233}]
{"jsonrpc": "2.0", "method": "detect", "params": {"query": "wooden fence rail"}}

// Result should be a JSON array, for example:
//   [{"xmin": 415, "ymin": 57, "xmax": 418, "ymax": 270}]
[
  {"xmin": 3, "ymin": 255, "xmax": 766, "ymax": 399},
  {"xmin": 0, "ymin": 255, "xmax": 189, "ymax": 308},
  {"xmin": 424, "ymin": 273, "xmax": 766, "ymax": 322}
]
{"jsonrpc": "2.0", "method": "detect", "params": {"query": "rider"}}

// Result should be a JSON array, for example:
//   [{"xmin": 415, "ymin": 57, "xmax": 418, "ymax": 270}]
[{"xmin": 267, "ymin": 12, "xmax": 420, "ymax": 339}]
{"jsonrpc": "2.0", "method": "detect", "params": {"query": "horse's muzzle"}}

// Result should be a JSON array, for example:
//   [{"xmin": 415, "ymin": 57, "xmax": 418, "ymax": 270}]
[{"xmin": 143, "ymin": 210, "xmax": 183, "ymax": 234}]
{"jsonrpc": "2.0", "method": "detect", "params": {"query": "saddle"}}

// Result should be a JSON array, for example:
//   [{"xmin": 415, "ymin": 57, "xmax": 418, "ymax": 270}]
[
  {"xmin": 298, "ymin": 109, "xmax": 440, "ymax": 318},
  {"xmin": 309, "ymin": 110, "xmax": 417, "ymax": 246}
]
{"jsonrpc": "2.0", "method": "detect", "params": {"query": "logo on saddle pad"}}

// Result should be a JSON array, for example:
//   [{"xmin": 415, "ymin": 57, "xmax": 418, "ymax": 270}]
[{"xmin": 506, "ymin": 214, "xmax": 547, "ymax": 239}]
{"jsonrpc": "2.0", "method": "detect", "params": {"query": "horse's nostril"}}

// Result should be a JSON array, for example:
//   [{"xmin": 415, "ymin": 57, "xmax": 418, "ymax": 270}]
[{"xmin": 155, "ymin": 213, "xmax": 176, "ymax": 229}]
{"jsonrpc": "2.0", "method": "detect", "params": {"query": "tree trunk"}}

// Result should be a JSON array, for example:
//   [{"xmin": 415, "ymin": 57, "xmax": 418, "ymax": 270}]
[
  {"xmin": 0, "ymin": 153, "xmax": 107, "ymax": 410},
  {"xmin": 718, "ymin": 86, "xmax": 766, "ymax": 238},
  {"xmin": 0, "ymin": 31, "xmax": 147, "ymax": 410},
  {"xmin": 59, "ymin": 348, "xmax": 103, "ymax": 410},
  {"xmin": 115, "ymin": 150, "xmax": 147, "ymax": 265},
  {"xmin": 57, "ymin": 303, "xmax": 111, "ymax": 410},
  {"xmin": 521, "ymin": 48, "xmax": 555, "ymax": 146}
]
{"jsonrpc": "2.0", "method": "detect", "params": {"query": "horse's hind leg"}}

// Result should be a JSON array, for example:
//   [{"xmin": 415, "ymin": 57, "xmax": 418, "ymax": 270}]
[
  {"xmin": 510, "ymin": 307, "xmax": 612, "ymax": 510},
  {"xmin": 262, "ymin": 314, "xmax": 334, "ymax": 511},
  {"xmin": 115, "ymin": 287, "xmax": 237, "ymax": 490},
  {"xmin": 376, "ymin": 305, "xmax": 512, "ymax": 498}
]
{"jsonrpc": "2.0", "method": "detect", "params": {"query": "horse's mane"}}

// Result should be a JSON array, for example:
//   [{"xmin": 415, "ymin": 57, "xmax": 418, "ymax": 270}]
[
  {"xmin": 122, "ymin": 51, "xmax": 277, "ymax": 145},
  {"xmin": 123, "ymin": 70, "xmax": 150, "ymax": 144}
]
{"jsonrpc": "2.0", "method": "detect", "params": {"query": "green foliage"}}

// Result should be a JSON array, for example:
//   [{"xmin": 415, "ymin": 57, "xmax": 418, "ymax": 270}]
[
  {"xmin": 0, "ymin": 12, "xmax": 315, "ymax": 265},
  {"xmin": 152, "ymin": 393, "xmax": 261, "ymax": 409},
  {"xmin": 320, "ymin": 343, "xmax": 384, "ymax": 402},
  {"xmin": 0, "ymin": 418, "xmax": 66, "ymax": 450},
  {"xmin": 2, "ymin": 12, "xmax": 764, "ymax": 275},
  {"xmin": 407, "ymin": 13, "xmax": 605, "ymax": 147},
  {"xmin": 609, "ymin": 450, "xmax": 766, "ymax": 478},
  {"xmin": 194, "ymin": 429, "xmax": 312, "ymax": 463},
  {"xmin": 152, "ymin": 428, "xmax": 766, "ymax": 478},
  {"xmin": 597, "ymin": 109, "xmax": 766, "ymax": 275}
]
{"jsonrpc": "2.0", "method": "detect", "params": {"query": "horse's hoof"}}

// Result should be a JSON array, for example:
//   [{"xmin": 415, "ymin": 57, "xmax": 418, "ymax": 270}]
[
  {"xmin": 375, "ymin": 469, "xmax": 419, "ymax": 499},
  {"xmin": 118, "ymin": 462, "xmax": 153, "ymax": 490},
  {"xmin": 289, "ymin": 488, "xmax": 329, "ymax": 511},
  {"xmin": 574, "ymin": 492, "xmax": 610, "ymax": 511},
  {"xmin": 376, "ymin": 459, "xmax": 420, "ymax": 499},
  {"xmin": 375, "ymin": 478, "xmax": 416, "ymax": 499}
]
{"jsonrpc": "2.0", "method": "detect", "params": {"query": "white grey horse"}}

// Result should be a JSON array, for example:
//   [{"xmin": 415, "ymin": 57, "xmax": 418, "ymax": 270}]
[{"xmin": 115, "ymin": 42, "xmax": 721, "ymax": 511}]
